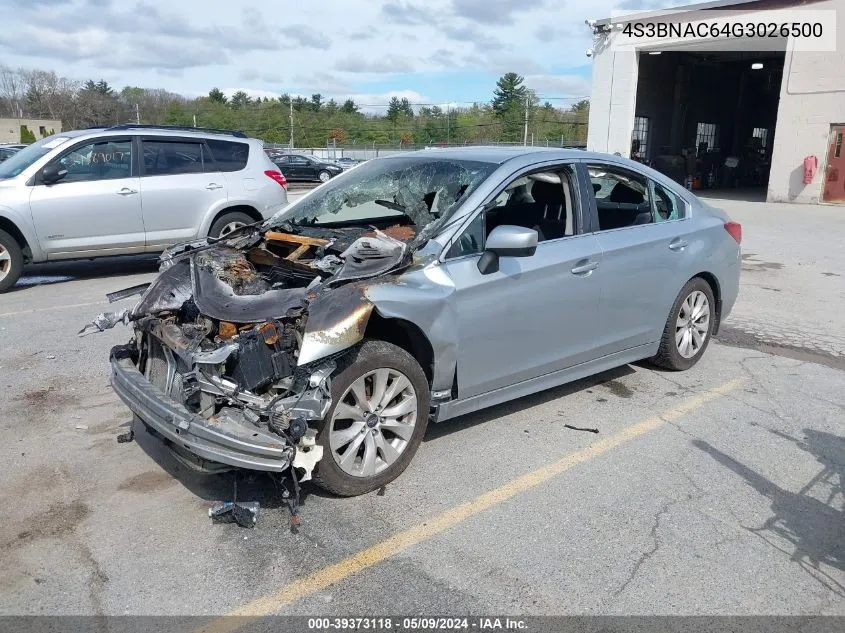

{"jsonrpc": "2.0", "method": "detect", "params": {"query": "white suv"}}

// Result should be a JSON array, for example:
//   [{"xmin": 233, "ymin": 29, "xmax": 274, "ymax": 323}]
[{"xmin": 0, "ymin": 125, "xmax": 289, "ymax": 291}]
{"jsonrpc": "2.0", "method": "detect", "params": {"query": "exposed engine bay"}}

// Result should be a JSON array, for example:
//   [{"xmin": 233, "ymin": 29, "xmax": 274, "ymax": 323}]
[{"xmin": 87, "ymin": 224, "xmax": 415, "ymax": 481}]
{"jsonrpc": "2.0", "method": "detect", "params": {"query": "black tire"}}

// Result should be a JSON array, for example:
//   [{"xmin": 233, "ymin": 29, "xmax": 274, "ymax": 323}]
[
  {"xmin": 650, "ymin": 277, "xmax": 716, "ymax": 371},
  {"xmin": 317, "ymin": 170, "xmax": 331, "ymax": 183},
  {"xmin": 311, "ymin": 340, "xmax": 430, "ymax": 497},
  {"xmin": 0, "ymin": 228, "xmax": 24, "ymax": 293},
  {"xmin": 208, "ymin": 211, "xmax": 255, "ymax": 239}
]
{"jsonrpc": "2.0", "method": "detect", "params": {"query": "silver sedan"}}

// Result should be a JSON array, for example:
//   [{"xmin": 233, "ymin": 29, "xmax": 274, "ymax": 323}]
[{"xmin": 101, "ymin": 147, "xmax": 741, "ymax": 497}]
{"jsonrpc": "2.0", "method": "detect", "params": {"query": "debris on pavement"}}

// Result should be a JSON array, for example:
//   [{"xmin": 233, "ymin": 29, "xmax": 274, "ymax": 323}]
[
  {"xmin": 74, "ymin": 424, "xmax": 88, "ymax": 430},
  {"xmin": 209, "ymin": 501, "xmax": 260, "ymax": 528},
  {"xmin": 564, "ymin": 424, "xmax": 600, "ymax": 434}
]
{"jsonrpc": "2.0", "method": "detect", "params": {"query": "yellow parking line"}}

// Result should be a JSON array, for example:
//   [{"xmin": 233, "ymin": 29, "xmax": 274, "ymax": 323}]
[
  {"xmin": 199, "ymin": 378, "xmax": 743, "ymax": 631},
  {"xmin": 0, "ymin": 300, "xmax": 106, "ymax": 319}
]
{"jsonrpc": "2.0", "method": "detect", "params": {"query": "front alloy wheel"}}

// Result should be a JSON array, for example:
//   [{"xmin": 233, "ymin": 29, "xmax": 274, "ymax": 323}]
[
  {"xmin": 329, "ymin": 368, "xmax": 418, "ymax": 478},
  {"xmin": 312, "ymin": 340, "xmax": 430, "ymax": 496}
]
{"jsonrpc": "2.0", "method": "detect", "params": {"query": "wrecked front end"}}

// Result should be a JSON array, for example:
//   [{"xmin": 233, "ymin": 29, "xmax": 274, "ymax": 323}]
[{"xmin": 96, "ymin": 225, "xmax": 411, "ymax": 480}]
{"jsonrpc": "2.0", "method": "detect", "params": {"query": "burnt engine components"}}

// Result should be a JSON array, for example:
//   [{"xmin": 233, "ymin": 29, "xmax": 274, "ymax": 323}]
[{"xmin": 226, "ymin": 323, "xmax": 296, "ymax": 392}]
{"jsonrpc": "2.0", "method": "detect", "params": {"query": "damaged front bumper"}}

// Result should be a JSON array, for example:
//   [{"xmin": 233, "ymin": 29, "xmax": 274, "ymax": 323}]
[{"xmin": 110, "ymin": 345, "xmax": 295, "ymax": 472}]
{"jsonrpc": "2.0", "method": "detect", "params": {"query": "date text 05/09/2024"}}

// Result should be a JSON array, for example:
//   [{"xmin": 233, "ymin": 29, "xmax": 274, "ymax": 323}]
[{"xmin": 306, "ymin": 617, "xmax": 529, "ymax": 631}]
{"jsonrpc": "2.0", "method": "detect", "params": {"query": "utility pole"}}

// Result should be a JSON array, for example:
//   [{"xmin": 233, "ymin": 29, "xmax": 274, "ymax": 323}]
[
  {"xmin": 523, "ymin": 95, "xmax": 529, "ymax": 146},
  {"xmin": 135, "ymin": 103, "xmax": 140, "ymax": 124},
  {"xmin": 192, "ymin": 114, "xmax": 197, "ymax": 127},
  {"xmin": 446, "ymin": 104, "xmax": 450, "ymax": 145},
  {"xmin": 289, "ymin": 100, "xmax": 294, "ymax": 149}
]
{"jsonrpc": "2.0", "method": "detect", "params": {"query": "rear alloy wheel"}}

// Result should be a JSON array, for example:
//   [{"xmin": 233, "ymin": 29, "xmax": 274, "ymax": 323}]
[
  {"xmin": 312, "ymin": 340, "xmax": 429, "ymax": 496},
  {"xmin": 317, "ymin": 170, "xmax": 331, "ymax": 183},
  {"xmin": 208, "ymin": 211, "xmax": 255, "ymax": 239},
  {"xmin": 650, "ymin": 277, "xmax": 715, "ymax": 371},
  {"xmin": 0, "ymin": 229, "xmax": 24, "ymax": 293}
]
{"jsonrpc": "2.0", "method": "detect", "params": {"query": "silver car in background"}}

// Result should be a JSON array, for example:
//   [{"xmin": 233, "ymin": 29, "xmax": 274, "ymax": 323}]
[
  {"xmin": 0, "ymin": 125, "xmax": 288, "ymax": 292},
  {"xmin": 98, "ymin": 147, "xmax": 741, "ymax": 497}
]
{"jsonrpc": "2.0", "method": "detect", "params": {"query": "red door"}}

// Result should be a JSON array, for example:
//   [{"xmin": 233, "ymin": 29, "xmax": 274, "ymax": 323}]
[{"xmin": 823, "ymin": 126, "xmax": 845, "ymax": 203}]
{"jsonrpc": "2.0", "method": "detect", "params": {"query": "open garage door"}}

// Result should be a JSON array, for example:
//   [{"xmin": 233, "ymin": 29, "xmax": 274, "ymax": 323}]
[{"xmin": 632, "ymin": 49, "xmax": 785, "ymax": 198}]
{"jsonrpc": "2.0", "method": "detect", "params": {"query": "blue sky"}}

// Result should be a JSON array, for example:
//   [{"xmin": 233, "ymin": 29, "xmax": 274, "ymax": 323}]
[{"xmin": 0, "ymin": 0, "xmax": 683, "ymax": 111}]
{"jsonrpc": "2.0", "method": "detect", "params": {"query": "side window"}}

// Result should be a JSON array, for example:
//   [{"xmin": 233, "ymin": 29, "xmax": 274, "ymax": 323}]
[
  {"xmin": 446, "ymin": 212, "xmax": 484, "ymax": 258},
  {"xmin": 275, "ymin": 155, "xmax": 289, "ymax": 165},
  {"xmin": 290, "ymin": 156, "xmax": 309, "ymax": 166},
  {"xmin": 55, "ymin": 140, "xmax": 132, "ymax": 183},
  {"xmin": 206, "ymin": 139, "xmax": 249, "ymax": 172},
  {"xmin": 142, "ymin": 140, "xmax": 205, "ymax": 176},
  {"xmin": 652, "ymin": 181, "xmax": 686, "ymax": 222},
  {"xmin": 587, "ymin": 164, "xmax": 652, "ymax": 231},
  {"xmin": 445, "ymin": 164, "xmax": 579, "ymax": 258}
]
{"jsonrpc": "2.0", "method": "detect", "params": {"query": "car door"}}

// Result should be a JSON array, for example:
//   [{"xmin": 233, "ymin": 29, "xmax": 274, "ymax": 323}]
[
  {"xmin": 581, "ymin": 160, "xmax": 698, "ymax": 356},
  {"xmin": 439, "ymin": 163, "xmax": 604, "ymax": 400},
  {"xmin": 139, "ymin": 137, "xmax": 228, "ymax": 249},
  {"xmin": 288, "ymin": 155, "xmax": 313, "ymax": 180},
  {"xmin": 28, "ymin": 136, "xmax": 144, "ymax": 258},
  {"xmin": 274, "ymin": 155, "xmax": 291, "ymax": 179}
]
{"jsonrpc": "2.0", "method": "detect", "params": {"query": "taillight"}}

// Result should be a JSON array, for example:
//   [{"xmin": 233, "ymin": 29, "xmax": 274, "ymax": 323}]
[
  {"xmin": 264, "ymin": 169, "xmax": 287, "ymax": 190},
  {"xmin": 724, "ymin": 221, "xmax": 742, "ymax": 244}
]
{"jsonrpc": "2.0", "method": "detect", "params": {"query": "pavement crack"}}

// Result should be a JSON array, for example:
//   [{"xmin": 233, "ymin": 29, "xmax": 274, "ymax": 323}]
[{"xmin": 614, "ymin": 496, "xmax": 680, "ymax": 597}]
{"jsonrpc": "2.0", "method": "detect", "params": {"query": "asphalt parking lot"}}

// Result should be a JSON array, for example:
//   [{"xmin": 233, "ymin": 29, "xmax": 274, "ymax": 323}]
[{"xmin": 1, "ymin": 191, "xmax": 843, "ymax": 617}]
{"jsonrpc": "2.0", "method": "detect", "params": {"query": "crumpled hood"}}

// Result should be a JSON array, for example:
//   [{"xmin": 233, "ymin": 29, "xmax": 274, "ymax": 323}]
[{"xmin": 132, "ymin": 228, "xmax": 409, "ymax": 324}]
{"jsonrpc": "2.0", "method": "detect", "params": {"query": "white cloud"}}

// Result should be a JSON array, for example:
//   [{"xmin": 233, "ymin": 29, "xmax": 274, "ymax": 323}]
[
  {"xmin": 0, "ymin": 0, "xmax": 676, "ymax": 101},
  {"xmin": 524, "ymin": 74, "xmax": 592, "ymax": 99}
]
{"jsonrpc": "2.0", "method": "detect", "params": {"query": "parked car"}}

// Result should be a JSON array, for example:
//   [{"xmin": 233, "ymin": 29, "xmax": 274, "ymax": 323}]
[
  {"xmin": 92, "ymin": 147, "xmax": 741, "ymax": 497},
  {"xmin": 274, "ymin": 153, "xmax": 343, "ymax": 182},
  {"xmin": 333, "ymin": 157, "xmax": 363, "ymax": 170},
  {"xmin": 0, "ymin": 145, "xmax": 22, "ymax": 163},
  {"xmin": 0, "ymin": 125, "xmax": 288, "ymax": 292}
]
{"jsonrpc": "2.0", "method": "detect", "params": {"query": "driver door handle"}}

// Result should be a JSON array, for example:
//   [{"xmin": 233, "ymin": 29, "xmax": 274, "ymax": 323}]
[
  {"xmin": 571, "ymin": 259, "xmax": 599, "ymax": 275},
  {"xmin": 116, "ymin": 187, "xmax": 137, "ymax": 196},
  {"xmin": 669, "ymin": 238, "xmax": 688, "ymax": 251},
  {"xmin": 205, "ymin": 183, "xmax": 223, "ymax": 190}
]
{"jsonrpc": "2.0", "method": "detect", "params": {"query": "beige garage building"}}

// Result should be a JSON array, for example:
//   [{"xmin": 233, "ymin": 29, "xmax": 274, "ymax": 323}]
[{"xmin": 586, "ymin": 0, "xmax": 845, "ymax": 204}]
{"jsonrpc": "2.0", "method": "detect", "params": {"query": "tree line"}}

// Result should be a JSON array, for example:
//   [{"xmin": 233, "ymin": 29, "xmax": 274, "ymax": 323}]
[{"xmin": 0, "ymin": 66, "xmax": 589, "ymax": 147}]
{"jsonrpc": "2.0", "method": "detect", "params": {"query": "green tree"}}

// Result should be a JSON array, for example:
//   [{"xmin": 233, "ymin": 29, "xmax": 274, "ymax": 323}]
[
  {"xmin": 570, "ymin": 99, "xmax": 589, "ymax": 113},
  {"xmin": 310, "ymin": 93, "xmax": 323, "ymax": 112},
  {"xmin": 20, "ymin": 125, "xmax": 36, "ymax": 143},
  {"xmin": 386, "ymin": 96, "xmax": 402, "ymax": 124},
  {"xmin": 492, "ymin": 72, "xmax": 527, "ymax": 118},
  {"xmin": 340, "ymin": 99, "xmax": 358, "ymax": 114},
  {"xmin": 208, "ymin": 88, "xmax": 227, "ymax": 104},
  {"xmin": 229, "ymin": 91, "xmax": 251, "ymax": 109}
]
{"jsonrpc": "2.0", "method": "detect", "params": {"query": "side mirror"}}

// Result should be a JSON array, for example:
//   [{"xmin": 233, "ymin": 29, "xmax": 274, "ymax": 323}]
[
  {"xmin": 41, "ymin": 163, "xmax": 68, "ymax": 185},
  {"xmin": 477, "ymin": 225, "xmax": 538, "ymax": 275}
]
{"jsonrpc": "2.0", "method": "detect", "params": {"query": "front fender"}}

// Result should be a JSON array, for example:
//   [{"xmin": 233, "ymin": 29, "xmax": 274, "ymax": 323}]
[
  {"xmin": 0, "ymin": 205, "xmax": 45, "ymax": 262},
  {"xmin": 297, "ymin": 264, "xmax": 458, "ymax": 393}
]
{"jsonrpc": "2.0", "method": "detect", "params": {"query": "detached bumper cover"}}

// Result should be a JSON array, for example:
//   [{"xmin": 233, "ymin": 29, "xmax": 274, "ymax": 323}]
[{"xmin": 109, "ymin": 346, "xmax": 293, "ymax": 472}]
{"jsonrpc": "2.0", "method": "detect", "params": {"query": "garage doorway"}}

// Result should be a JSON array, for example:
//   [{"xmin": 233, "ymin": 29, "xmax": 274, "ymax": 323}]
[
  {"xmin": 633, "ymin": 49, "xmax": 785, "ymax": 198},
  {"xmin": 822, "ymin": 126, "xmax": 845, "ymax": 203}
]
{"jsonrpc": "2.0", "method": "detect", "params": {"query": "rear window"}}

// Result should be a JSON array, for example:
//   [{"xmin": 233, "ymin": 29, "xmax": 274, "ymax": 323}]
[
  {"xmin": 206, "ymin": 139, "xmax": 249, "ymax": 172},
  {"xmin": 142, "ymin": 140, "xmax": 205, "ymax": 175}
]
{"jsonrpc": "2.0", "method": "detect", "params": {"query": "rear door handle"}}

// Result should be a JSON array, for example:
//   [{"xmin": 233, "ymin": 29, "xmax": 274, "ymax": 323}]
[
  {"xmin": 205, "ymin": 183, "xmax": 223, "ymax": 190},
  {"xmin": 117, "ymin": 187, "xmax": 137, "ymax": 196},
  {"xmin": 669, "ymin": 238, "xmax": 688, "ymax": 251},
  {"xmin": 571, "ymin": 259, "xmax": 599, "ymax": 275}
]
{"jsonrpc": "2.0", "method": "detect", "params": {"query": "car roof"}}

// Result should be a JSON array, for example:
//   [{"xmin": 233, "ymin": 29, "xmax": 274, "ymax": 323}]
[
  {"xmin": 37, "ymin": 127, "xmax": 255, "ymax": 145},
  {"xmin": 382, "ymin": 145, "xmax": 625, "ymax": 165},
  {"xmin": 378, "ymin": 145, "xmax": 609, "ymax": 165}
]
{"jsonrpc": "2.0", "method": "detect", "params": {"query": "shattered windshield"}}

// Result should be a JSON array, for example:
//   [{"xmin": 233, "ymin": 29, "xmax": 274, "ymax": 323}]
[{"xmin": 268, "ymin": 156, "xmax": 496, "ymax": 232}]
